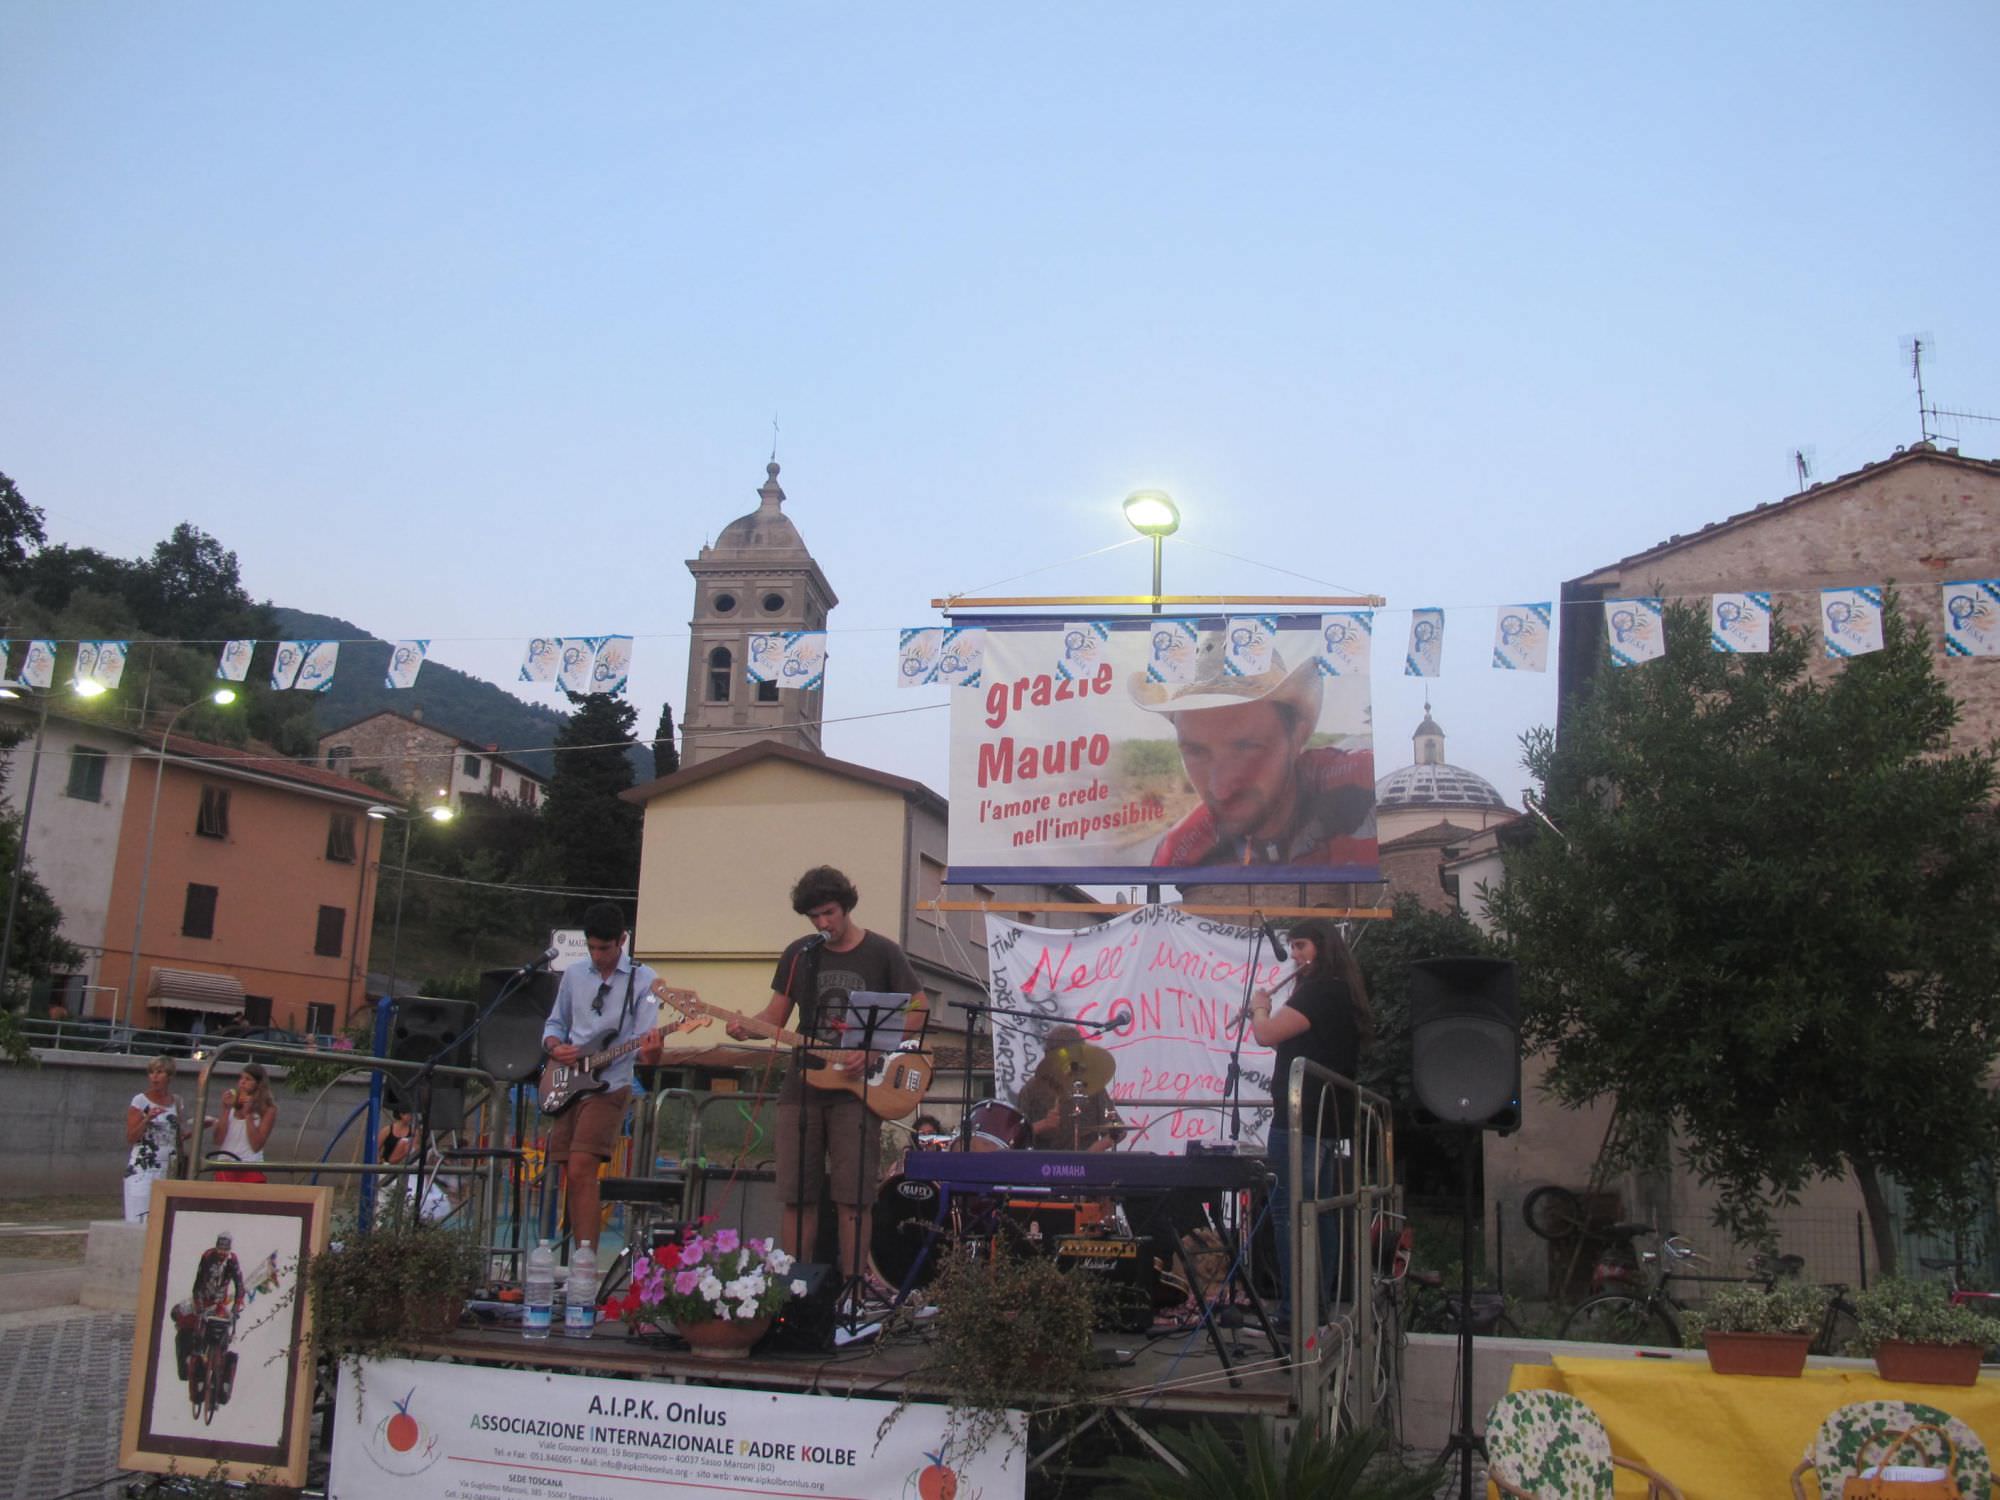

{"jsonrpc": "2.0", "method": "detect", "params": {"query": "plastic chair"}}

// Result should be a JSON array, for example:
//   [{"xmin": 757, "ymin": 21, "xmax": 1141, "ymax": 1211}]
[
  {"xmin": 1485, "ymin": 1389, "xmax": 1684, "ymax": 1499},
  {"xmin": 1789, "ymin": 1400, "xmax": 1990, "ymax": 1499}
]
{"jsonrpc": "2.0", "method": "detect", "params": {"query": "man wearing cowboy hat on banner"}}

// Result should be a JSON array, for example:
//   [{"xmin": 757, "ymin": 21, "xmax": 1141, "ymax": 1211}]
[{"xmin": 1131, "ymin": 630, "xmax": 1375, "ymax": 870}]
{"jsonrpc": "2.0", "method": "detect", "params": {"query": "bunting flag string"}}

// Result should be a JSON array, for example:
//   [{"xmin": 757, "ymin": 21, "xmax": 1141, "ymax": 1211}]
[
  {"xmin": 744, "ymin": 631, "xmax": 826, "ymax": 690},
  {"xmin": 272, "ymin": 640, "xmax": 338, "ymax": 692},
  {"xmin": 73, "ymin": 640, "xmax": 129, "ymax": 691},
  {"xmin": 216, "ymin": 640, "xmax": 255, "ymax": 682},
  {"xmin": 1493, "ymin": 604, "xmax": 1551, "ymax": 673},
  {"xmin": 1057, "ymin": 622, "xmax": 1111, "ymax": 682},
  {"xmin": 1605, "ymin": 598, "xmax": 1665, "ymax": 668},
  {"xmin": 19, "ymin": 640, "xmax": 56, "ymax": 689},
  {"xmin": 932, "ymin": 626, "xmax": 983, "ymax": 687},
  {"xmin": 1822, "ymin": 588, "xmax": 1885, "ymax": 658},
  {"xmin": 1406, "ymin": 608, "xmax": 1443, "ymax": 677},
  {"xmin": 1711, "ymin": 592, "xmax": 1772, "ymax": 654},
  {"xmin": 1144, "ymin": 620, "xmax": 1200, "ymax": 685},
  {"xmin": 386, "ymin": 640, "xmax": 428, "ymax": 689},
  {"xmin": 1316, "ymin": 611, "xmax": 1372, "ymax": 676},
  {"xmin": 1944, "ymin": 581, "xmax": 2000, "ymax": 657}
]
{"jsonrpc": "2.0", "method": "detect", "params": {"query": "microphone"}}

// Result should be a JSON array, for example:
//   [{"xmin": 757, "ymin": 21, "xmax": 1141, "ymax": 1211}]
[
  {"xmin": 1262, "ymin": 918, "xmax": 1287, "ymax": 957},
  {"xmin": 521, "ymin": 945, "xmax": 561, "ymax": 972},
  {"xmin": 801, "ymin": 932, "xmax": 828, "ymax": 951}
]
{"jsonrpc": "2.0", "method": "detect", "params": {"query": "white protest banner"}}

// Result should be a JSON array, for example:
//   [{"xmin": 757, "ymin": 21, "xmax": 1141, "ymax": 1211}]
[
  {"xmin": 329, "ymin": 1355, "xmax": 1025, "ymax": 1500},
  {"xmin": 986, "ymin": 906, "xmax": 1282, "ymax": 1148},
  {"xmin": 948, "ymin": 616, "xmax": 1377, "ymax": 886}
]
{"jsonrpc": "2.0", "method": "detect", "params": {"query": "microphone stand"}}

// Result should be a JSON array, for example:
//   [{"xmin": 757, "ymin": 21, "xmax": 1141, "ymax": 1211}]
[{"xmin": 1222, "ymin": 916, "xmax": 1273, "ymax": 1147}]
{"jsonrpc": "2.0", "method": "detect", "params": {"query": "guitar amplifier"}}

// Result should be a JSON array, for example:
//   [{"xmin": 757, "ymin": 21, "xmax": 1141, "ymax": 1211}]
[{"xmin": 1051, "ymin": 1233, "xmax": 1158, "ymax": 1334}]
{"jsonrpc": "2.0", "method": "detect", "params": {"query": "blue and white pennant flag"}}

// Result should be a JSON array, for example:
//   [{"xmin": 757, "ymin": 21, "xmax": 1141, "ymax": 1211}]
[
  {"xmin": 1057, "ymin": 622, "xmax": 1110, "ymax": 682},
  {"xmin": 1944, "ymin": 581, "xmax": 2000, "ymax": 657},
  {"xmin": 1493, "ymin": 604, "xmax": 1551, "ymax": 672},
  {"xmin": 1405, "ymin": 609, "xmax": 1444, "ymax": 677},
  {"xmin": 1822, "ymin": 588, "xmax": 1884, "ymax": 658},
  {"xmin": 1605, "ymin": 599, "xmax": 1665, "ymax": 668},
  {"xmin": 1316, "ymin": 611, "xmax": 1373, "ymax": 676},
  {"xmin": 1710, "ymin": 593, "xmax": 1772, "ymax": 654},
  {"xmin": 386, "ymin": 640, "xmax": 428, "ymax": 689}
]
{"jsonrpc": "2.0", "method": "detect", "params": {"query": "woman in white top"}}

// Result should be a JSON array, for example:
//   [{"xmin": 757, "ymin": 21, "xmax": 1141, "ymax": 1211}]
[
  {"xmin": 209, "ymin": 1062, "xmax": 277, "ymax": 1183},
  {"xmin": 124, "ymin": 1057, "xmax": 185, "ymax": 1221}
]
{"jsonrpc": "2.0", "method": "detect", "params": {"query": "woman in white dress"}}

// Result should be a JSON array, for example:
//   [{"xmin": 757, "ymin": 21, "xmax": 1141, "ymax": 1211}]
[
  {"xmin": 124, "ymin": 1057, "xmax": 184, "ymax": 1221},
  {"xmin": 209, "ymin": 1062, "xmax": 277, "ymax": 1183}
]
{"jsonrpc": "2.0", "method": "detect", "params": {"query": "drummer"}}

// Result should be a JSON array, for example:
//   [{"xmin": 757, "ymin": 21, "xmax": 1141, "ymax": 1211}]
[{"xmin": 1018, "ymin": 1025, "xmax": 1124, "ymax": 1153}]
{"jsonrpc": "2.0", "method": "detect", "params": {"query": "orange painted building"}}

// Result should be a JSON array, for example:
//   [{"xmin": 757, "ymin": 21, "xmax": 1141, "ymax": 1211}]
[{"xmin": 100, "ymin": 733, "xmax": 393, "ymax": 1036}]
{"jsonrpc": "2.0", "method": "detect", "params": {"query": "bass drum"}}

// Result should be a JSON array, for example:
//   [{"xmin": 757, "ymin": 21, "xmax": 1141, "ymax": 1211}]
[
  {"xmin": 964, "ymin": 1099, "xmax": 1030, "ymax": 1153},
  {"xmin": 872, "ymin": 1172, "xmax": 949, "ymax": 1290}
]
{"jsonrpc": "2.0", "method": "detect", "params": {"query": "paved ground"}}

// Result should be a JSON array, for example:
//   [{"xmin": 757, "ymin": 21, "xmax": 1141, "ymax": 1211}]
[{"xmin": 0, "ymin": 1305, "xmax": 134, "ymax": 1500}]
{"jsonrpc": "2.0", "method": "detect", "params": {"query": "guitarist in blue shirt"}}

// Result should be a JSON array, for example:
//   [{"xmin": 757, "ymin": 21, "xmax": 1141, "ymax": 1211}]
[{"xmin": 540, "ymin": 902, "xmax": 664, "ymax": 1252}]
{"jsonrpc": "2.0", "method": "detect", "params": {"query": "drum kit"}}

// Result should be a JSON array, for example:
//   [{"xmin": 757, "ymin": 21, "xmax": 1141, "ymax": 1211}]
[{"xmin": 872, "ymin": 1036, "xmax": 1165, "ymax": 1326}]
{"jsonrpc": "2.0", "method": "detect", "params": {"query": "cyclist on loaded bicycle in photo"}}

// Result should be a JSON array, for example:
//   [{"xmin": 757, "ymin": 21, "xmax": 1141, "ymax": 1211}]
[{"xmin": 192, "ymin": 1231, "xmax": 247, "ymax": 1321}]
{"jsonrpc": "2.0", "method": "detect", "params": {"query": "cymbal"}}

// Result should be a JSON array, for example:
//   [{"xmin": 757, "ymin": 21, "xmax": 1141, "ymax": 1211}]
[{"xmin": 1045, "ymin": 1038, "xmax": 1115, "ymax": 1095}]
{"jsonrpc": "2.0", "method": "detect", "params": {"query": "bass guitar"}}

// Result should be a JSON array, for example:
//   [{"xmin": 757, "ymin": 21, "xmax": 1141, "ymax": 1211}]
[
  {"xmin": 649, "ymin": 982, "xmax": 933, "ymax": 1121},
  {"xmin": 536, "ymin": 985, "xmax": 701, "ymax": 1118}
]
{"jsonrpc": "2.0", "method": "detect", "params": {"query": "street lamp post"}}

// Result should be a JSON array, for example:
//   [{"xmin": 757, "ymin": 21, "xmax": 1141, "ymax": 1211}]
[
  {"xmin": 367, "ymin": 801, "xmax": 455, "ymax": 1004},
  {"xmin": 1123, "ymin": 490, "xmax": 1181, "ymax": 906},
  {"xmin": 121, "ymin": 689, "xmax": 239, "ymax": 1033}
]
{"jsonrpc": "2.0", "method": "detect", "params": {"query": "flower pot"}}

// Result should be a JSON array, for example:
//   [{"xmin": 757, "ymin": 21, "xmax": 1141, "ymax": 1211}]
[
  {"xmin": 1703, "ymin": 1329, "xmax": 1811, "ymax": 1377},
  {"xmin": 676, "ymin": 1316, "xmax": 771, "ymax": 1359},
  {"xmin": 1872, "ymin": 1339, "xmax": 1985, "ymax": 1386}
]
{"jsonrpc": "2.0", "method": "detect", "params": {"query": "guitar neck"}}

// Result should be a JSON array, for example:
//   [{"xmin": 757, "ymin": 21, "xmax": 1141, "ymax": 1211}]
[{"xmin": 647, "ymin": 980, "xmax": 810, "ymax": 1050}]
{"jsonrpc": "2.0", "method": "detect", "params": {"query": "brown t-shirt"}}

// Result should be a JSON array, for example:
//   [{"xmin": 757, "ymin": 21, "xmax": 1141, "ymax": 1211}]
[{"xmin": 770, "ymin": 929, "xmax": 921, "ymax": 1096}]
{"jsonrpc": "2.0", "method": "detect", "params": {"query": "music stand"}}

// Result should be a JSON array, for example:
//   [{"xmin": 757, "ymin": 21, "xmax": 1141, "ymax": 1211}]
[{"xmin": 814, "ymin": 989, "xmax": 930, "ymax": 1343}]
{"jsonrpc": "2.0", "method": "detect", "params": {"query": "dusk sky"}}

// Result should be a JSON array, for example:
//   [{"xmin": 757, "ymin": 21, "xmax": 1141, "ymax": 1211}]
[{"xmin": 5, "ymin": 3, "xmax": 1995, "ymax": 806}]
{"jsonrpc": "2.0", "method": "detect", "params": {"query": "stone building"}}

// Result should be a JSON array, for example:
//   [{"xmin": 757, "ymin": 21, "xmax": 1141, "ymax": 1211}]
[
  {"xmin": 681, "ymin": 462, "xmax": 836, "ymax": 768},
  {"xmin": 1373, "ymin": 710, "xmax": 1519, "ymax": 913},
  {"xmin": 315, "ymin": 708, "xmax": 546, "ymax": 810},
  {"xmin": 1560, "ymin": 442, "xmax": 2000, "ymax": 749}
]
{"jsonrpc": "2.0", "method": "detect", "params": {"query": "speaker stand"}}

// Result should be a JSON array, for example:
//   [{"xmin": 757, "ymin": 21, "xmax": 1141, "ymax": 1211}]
[{"xmin": 1439, "ymin": 1128, "xmax": 1486, "ymax": 1499}]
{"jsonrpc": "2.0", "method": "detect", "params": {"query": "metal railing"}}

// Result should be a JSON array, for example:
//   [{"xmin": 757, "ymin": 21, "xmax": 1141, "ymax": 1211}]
[{"xmin": 1287, "ymin": 1057, "xmax": 1396, "ymax": 1437}]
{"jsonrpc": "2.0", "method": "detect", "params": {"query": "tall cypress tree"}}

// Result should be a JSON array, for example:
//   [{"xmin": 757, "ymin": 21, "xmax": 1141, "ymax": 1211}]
[
  {"xmin": 651, "ymin": 702, "xmax": 680, "ymax": 781},
  {"xmin": 539, "ymin": 693, "xmax": 643, "ymax": 923}
]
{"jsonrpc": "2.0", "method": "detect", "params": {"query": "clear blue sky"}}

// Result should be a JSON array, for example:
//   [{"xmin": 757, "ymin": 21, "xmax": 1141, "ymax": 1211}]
[{"xmin": 5, "ymin": 3, "xmax": 1995, "ymax": 802}]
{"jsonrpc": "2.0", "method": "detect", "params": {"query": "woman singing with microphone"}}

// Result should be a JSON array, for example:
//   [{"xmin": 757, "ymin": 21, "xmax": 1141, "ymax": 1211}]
[{"xmin": 1244, "ymin": 918, "xmax": 1373, "ymax": 1332}]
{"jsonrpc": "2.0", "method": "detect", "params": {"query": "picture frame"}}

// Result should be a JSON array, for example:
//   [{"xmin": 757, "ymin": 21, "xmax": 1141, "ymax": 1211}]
[{"xmin": 121, "ymin": 1179, "xmax": 332, "ymax": 1486}]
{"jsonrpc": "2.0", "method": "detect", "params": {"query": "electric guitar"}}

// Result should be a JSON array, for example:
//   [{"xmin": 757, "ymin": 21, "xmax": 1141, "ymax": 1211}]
[
  {"xmin": 536, "ymin": 985, "xmax": 702, "ymax": 1118},
  {"xmin": 648, "ymin": 981, "xmax": 934, "ymax": 1121}
]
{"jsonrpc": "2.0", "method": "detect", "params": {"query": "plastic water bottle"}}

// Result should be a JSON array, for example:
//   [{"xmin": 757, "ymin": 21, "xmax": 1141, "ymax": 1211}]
[
  {"xmin": 523, "ymin": 1239, "xmax": 556, "ymax": 1340},
  {"xmin": 564, "ymin": 1241, "xmax": 598, "ymax": 1338}
]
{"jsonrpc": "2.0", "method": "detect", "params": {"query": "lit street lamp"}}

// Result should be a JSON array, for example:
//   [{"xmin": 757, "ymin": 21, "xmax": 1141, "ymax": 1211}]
[
  {"xmin": 1123, "ymin": 489, "xmax": 1180, "ymax": 906},
  {"xmin": 1122, "ymin": 489, "xmax": 1180, "ymax": 615},
  {"xmin": 367, "ymin": 801, "xmax": 456, "ymax": 1005},
  {"xmin": 0, "ymin": 677, "xmax": 112, "ymax": 1001},
  {"xmin": 121, "ymin": 689, "xmax": 239, "ymax": 1032}
]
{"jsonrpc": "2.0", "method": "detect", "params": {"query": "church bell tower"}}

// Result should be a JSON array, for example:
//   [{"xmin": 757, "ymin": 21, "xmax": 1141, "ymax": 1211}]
[{"xmin": 681, "ymin": 462, "xmax": 838, "ymax": 767}]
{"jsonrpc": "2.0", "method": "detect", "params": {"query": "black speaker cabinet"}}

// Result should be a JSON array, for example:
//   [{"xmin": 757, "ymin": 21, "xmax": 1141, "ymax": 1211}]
[
  {"xmin": 385, "ymin": 997, "xmax": 476, "ymax": 1133},
  {"xmin": 760, "ymin": 1262, "xmax": 839, "ymax": 1353},
  {"xmin": 476, "ymin": 968, "xmax": 559, "ymax": 1083},
  {"xmin": 1409, "ymin": 957, "xmax": 1521, "ymax": 1133}
]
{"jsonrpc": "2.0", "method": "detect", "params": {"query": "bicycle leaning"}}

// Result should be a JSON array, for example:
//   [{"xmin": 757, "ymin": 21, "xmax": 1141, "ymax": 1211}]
[{"xmin": 1559, "ymin": 1224, "xmax": 1859, "ymax": 1355}]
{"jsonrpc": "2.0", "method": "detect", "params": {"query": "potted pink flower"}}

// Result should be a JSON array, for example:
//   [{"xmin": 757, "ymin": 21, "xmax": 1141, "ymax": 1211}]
[{"xmin": 606, "ymin": 1224, "xmax": 806, "ymax": 1358}]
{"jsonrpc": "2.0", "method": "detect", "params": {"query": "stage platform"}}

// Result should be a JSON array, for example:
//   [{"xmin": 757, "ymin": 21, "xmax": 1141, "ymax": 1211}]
[{"xmin": 404, "ymin": 1317, "xmax": 1305, "ymax": 1420}]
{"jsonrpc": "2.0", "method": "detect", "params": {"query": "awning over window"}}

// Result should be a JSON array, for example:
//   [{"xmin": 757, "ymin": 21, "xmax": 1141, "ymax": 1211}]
[{"xmin": 146, "ymin": 968, "xmax": 246, "ymax": 1015}]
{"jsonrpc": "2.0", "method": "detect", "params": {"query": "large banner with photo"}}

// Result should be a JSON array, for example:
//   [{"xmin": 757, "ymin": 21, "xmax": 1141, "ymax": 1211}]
[
  {"xmin": 946, "ymin": 615, "xmax": 1377, "ymax": 885},
  {"xmin": 330, "ymin": 1355, "xmax": 1025, "ymax": 1499},
  {"xmin": 986, "ymin": 906, "xmax": 1285, "ymax": 1149}
]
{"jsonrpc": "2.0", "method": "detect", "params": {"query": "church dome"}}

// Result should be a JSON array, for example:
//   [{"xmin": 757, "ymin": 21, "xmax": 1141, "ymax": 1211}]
[
  {"xmin": 1376, "ymin": 760, "xmax": 1510, "ymax": 811},
  {"xmin": 711, "ymin": 462, "xmax": 809, "ymax": 555}
]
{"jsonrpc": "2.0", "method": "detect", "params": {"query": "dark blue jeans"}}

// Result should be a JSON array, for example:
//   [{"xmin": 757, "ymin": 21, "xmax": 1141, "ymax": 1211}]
[{"xmin": 1267, "ymin": 1126, "xmax": 1347, "ymax": 1325}]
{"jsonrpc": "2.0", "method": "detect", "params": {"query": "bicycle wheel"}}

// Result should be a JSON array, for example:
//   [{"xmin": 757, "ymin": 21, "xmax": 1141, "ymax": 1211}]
[
  {"xmin": 1560, "ymin": 1294, "xmax": 1678, "ymax": 1348},
  {"xmin": 1522, "ymin": 1185, "xmax": 1587, "ymax": 1241}
]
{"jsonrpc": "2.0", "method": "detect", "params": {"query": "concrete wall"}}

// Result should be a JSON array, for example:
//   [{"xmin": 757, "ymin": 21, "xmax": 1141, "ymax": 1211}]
[{"xmin": 0, "ymin": 1051, "xmax": 375, "ymax": 1196}]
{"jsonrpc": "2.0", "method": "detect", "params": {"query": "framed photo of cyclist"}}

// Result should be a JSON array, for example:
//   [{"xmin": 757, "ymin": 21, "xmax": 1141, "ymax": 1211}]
[{"xmin": 120, "ymin": 1179, "xmax": 332, "ymax": 1486}]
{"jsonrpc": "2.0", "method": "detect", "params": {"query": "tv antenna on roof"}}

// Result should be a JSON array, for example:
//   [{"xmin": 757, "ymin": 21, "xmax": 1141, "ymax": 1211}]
[
  {"xmin": 1792, "ymin": 446, "xmax": 1815, "ymax": 493},
  {"xmin": 1905, "ymin": 334, "xmax": 1936, "ymax": 443}
]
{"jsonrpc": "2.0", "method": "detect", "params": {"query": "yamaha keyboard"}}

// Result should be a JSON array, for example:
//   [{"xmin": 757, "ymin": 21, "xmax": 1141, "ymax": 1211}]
[{"xmin": 898, "ymin": 1147, "xmax": 1269, "ymax": 1195}]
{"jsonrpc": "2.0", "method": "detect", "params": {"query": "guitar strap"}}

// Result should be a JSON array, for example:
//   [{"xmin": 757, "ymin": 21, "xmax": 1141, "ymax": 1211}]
[{"xmin": 616, "ymin": 963, "xmax": 637, "ymax": 1038}]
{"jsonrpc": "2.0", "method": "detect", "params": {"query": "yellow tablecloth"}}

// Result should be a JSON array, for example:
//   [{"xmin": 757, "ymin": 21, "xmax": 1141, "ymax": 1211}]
[{"xmin": 1500, "ymin": 1355, "xmax": 2000, "ymax": 1498}]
